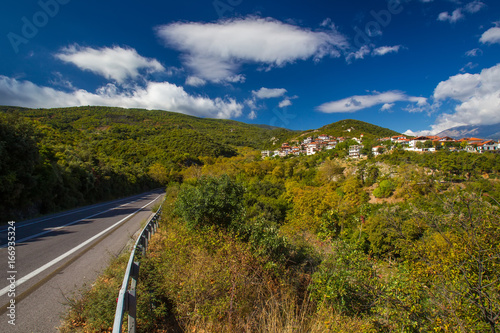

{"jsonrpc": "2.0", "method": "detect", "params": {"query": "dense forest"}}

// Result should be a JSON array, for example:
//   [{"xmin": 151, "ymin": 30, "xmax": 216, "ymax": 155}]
[
  {"xmin": 61, "ymin": 143, "xmax": 500, "ymax": 332},
  {"xmin": 0, "ymin": 106, "xmax": 294, "ymax": 221}
]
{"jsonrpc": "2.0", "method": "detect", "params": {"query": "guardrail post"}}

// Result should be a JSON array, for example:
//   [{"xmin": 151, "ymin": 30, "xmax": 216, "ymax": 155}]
[
  {"xmin": 113, "ymin": 199, "xmax": 164, "ymax": 333},
  {"xmin": 128, "ymin": 260, "xmax": 139, "ymax": 333}
]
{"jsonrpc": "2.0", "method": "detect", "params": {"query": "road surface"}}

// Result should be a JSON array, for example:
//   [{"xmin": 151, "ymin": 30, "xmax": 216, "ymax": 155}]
[{"xmin": 0, "ymin": 190, "xmax": 164, "ymax": 332}]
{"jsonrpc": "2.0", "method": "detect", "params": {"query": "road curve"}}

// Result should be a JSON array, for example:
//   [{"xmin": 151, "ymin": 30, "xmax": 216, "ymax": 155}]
[{"xmin": 0, "ymin": 190, "xmax": 165, "ymax": 332}]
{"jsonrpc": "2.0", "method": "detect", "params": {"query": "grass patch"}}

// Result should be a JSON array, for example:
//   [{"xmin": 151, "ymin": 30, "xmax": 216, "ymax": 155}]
[{"xmin": 58, "ymin": 253, "xmax": 129, "ymax": 332}]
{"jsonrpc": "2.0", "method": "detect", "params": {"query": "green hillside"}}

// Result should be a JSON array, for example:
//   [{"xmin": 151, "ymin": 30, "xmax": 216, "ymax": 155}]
[
  {"xmin": 298, "ymin": 119, "xmax": 400, "ymax": 140},
  {"xmin": 0, "ymin": 105, "xmax": 294, "ymax": 221},
  {"xmin": 0, "ymin": 106, "xmax": 402, "ymax": 221}
]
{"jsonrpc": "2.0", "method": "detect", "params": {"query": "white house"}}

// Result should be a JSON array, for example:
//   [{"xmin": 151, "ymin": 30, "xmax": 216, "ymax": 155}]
[
  {"xmin": 349, "ymin": 145, "xmax": 364, "ymax": 158},
  {"xmin": 261, "ymin": 150, "xmax": 272, "ymax": 158},
  {"xmin": 326, "ymin": 140, "xmax": 337, "ymax": 150},
  {"xmin": 307, "ymin": 142, "xmax": 320, "ymax": 155},
  {"xmin": 372, "ymin": 146, "xmax": 385, "ymax": 156},
  {"xmin": 477, "ymin": 141, "xmax": 498, "ymax": 153}
]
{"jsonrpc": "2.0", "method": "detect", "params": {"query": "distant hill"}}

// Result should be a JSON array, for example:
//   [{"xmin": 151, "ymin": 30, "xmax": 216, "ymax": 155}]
[
  {"xmin": 297, "ymin": 119, "xmax": 400, "ymax": 141},
  {"xmin": 0, "ymin": 105, "xmax": 295, "ymax": 152},
  {"xmin": 437, "ymin": 123, "xmax": 500, "ymax": 140},
  {"xmin": 0, "ymin": 105, "xmax": 299, "ymax": 221}
]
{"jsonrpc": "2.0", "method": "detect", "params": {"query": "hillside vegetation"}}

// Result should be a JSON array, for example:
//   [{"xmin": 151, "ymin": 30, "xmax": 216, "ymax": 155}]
[
  {"xmin": 299, "ymin": 119, "xmax": 400, "ymax": 140},
  {"xmin": 0, "ymin": 106, "xmax": 399, "ymax": 222},
  {"xmin": 0, "ymin": 106, "xmax": 294, "ymax": 221},
  {"xmin": 61, "ymin": 146, "xmax": 500, "ymax": 332}
]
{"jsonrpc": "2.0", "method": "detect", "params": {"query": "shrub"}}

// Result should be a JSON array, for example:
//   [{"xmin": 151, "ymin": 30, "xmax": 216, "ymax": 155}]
[
  {"xmin": 174, "ymin": 175, "xmax": 245, "ymax": 229},
  {"xmin": 309, "ymin": 241, "xmax": 380, "ymax": 315},
  {"xmin": 373, "ymin": 180, "xmax": 395, "ymax": 198}
]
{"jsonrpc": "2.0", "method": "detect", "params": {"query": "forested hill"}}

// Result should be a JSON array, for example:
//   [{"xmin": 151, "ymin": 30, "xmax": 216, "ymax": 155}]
[
  {"xmin": 0, "ymin": 105, "xmax": 294, "ymax": 221},
  {"xmin": 0, "ymin": 106, "xmax": 402, "ymax": 221},
  {"xmin": 305, "ymin": 119, "xmax": 400, "ymax": 139}
]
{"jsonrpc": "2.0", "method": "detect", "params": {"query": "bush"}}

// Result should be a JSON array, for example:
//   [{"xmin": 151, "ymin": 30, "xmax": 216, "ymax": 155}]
[
  {"xmin": 373, "ymin": 180, "xmax": 395, "ymax": 198},
  {"xmin": 175, "ymin": 175, "xmax": 245, "ymax": 229},
  {"xmin": 309, "ymin": 241, "xmax": 380, "ymax": 315}
]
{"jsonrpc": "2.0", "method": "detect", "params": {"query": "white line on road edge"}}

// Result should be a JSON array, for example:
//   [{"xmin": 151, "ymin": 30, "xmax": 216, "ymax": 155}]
[
  {"xmin": 0, "ymin": 195, "xmax": 156, "ymax": 248},
  {"xmin": 0, "ymin": 190, "xmax": 161, "ymax": 232},
  {"xmin": 0, "ymin": 195, "xmax": 162, "ymax": 297}
]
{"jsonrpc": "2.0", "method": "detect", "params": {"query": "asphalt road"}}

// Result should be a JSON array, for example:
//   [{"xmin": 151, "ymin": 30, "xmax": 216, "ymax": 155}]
[{"xmin": 0, "ymin": 190, "xmax": 165, "ymax": 332}]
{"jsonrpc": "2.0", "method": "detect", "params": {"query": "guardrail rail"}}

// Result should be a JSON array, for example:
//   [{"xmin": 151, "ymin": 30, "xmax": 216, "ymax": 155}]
[{"xmin": 112, "ymin": 202, "xmax": 163, "ymax": 333}]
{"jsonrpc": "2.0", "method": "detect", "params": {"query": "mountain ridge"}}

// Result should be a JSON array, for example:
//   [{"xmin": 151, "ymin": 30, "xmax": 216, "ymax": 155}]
[{"xmin": 437, "ymin": 123, "xmax": 500, "ymax": 140}]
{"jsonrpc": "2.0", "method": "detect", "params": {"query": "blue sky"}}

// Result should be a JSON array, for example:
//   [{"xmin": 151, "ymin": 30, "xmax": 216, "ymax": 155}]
[{"xmin": 1, "ymin": 0, "xmax": 499, "ymax": 135}]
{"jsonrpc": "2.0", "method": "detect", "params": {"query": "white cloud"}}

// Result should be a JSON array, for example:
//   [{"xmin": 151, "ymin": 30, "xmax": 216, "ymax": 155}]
[
  {"xmin": 434, "ymin": 64, "xmax": 500, "ymax": 125},
  {"xmin": 437, "ymin": 2, "xmax": 485, "ymax": 24},
  {"xmin": 464, "ymin": 1, "xmax": 485, "ymax": 13},
  {"xmin": 380, "ymin": 103, "xmax": 395, "ymax": 111},
  {"xmin": 252, "ymin": 87, "xmax": 287, "ymax": 99},
  {"xmin": 56, "ymin": 45, "xmax": 165, "ymax": 83},
  {"xmin": 346, "ymin": 45, "xmax": 402, "ymax": 63},
  {"xmin": 409, "ymin": 63, "xmax": 500, "ymax": 135},
  {"xmin": 346, "ymin": 45, "xmax": 371, "ymax": 63},
  {"xmin": 438, "ymin": 9, "xmax": 464, "ymax": 23},
  {"xmin": 0, "ymin": 76, "xmax": 243, "ymax": 119},
  {"xmin": 248, "ymin": 110, "xmax": 257, "ymax": 120},
  {"xmin": 372, "ymin": 45, "xmax": 402, "ymax": 56},
  {"xmin": 480, "ymin": 27, "xmax": 500, "ymax": 44},
  {"xmin": 403, "ymin": 129, "xmax": 435, "ymax": 137},
  {"xmin": 317, "ymin": 91, "xmax": 427, "ymax": 113},
  {"xmin": 434, "ymin": 73, "xmax": 482, "ymax": 102},
  {"xmin": 460, "ymin": 62, "xmax": 478, "ymax": 72},
  {"xmin": 279, "ymin": 99, "xmax": 292, "ymax": 108},
  {"xmin": 156, "ymin": 16, "xmax": 349, "ymax": 83},
  {"xmin": 465, "ymin": 48, "xmax": 483, "ymax": 57},
  {"xmin": 185, "ymin": 76, "xmax": 207, "ymax": 87}
]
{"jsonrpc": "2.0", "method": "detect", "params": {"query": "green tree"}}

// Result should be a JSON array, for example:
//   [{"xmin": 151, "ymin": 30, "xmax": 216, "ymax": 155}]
[
  {"xmin": 373, "ymin": 180, "xmax": 396, "ymax": 198},
  {"xmin": 175, "ymin": 175, "xmax": 245, "ymax": 229}
]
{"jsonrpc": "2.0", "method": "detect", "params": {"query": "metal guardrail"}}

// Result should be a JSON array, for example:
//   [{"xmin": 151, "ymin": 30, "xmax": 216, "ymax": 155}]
[{"xmin": 112, "ymin": 202, "xmax": 163, "ymax": 333}]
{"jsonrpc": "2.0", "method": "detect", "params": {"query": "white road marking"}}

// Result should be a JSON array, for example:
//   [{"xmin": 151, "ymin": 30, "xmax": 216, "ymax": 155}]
[
  {"xmin": 0, "ymin": 200, "xmax": 139, "ymax": 248},
  {"xmin": 0, "ymin": 195, "xmax": 161, "ymax": 297},
  {"xmin": 0, "ymin": 190, "xmax": 160, "ymax": 232}
]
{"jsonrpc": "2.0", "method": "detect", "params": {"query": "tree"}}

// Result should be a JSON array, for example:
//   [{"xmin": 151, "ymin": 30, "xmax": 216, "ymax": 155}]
[
  {"xmin": 405, "ymin": 192, "xmax": 500, "ymax": 332},
  {"xmin": 373, "ymin": 180, "xmax": 396, "ymax": 198},
  {"xmin": 175, "ymin": 175, "xmax": 245, "ymax": 229}
]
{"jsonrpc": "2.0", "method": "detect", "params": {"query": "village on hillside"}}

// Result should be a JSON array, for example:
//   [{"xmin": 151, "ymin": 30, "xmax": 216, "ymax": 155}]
[{"xmin": 262, "ymin": 134, "xmax": 500, "ymax": 159}]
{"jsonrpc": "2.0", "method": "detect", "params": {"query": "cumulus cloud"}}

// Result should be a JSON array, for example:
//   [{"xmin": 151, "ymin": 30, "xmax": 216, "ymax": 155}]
[
  {"xmin": 480, "ymin": 27, "xmax": 500, "ymax": 44},
  {"xmin": 279, "ymin": 99, "xmax": 292, "ymax": 108},
  {"xmin": 380, "ymin": 103, "xmax": 395, "ymax": 111},
  {"xmin": 346, "ymin": 45, "xmax": 402, "ymax": 63},
  {"xmin": 317, "ymin": 91, "xmax": 427, "ymax": 113},
  {"xmin": 408, "ymin": 63, "xmax": 500, "ymax": 135},
  {"xmin": 0, "ymin": 76, "xmax": 243, "ymax": 119},
  {"xmin": 56, "ymin": 45, "xmax": 165, "ymax": 83},
  {"xmin": 437, "ymin": 1, "xmax": 485, "ymax": 24},
  {"xmin": 346, "ymin": 46, "xmax": 371, "ymax": 63},
  {"xmin": 185, "ymin": 76, "xmax": 207, "ymax": 87},
  {"xmin": 156, "ymin": 16, "xmax": 349, "ymax": 83},
  {"xmin": 372, "ymin": 45, "xmax": 402, "ymax": 56},
  {"xmin": 248, "ymin": 110, "xmax": 257, "ymax": 120},
  {"xmin": 252, "ymin": 87, "xmax": 287, "ymax": 99},
  {"xmin": 465, "ymin": 48, "xmax": 483, "ymax": 57},
  {"xmin": 431, "ymin": 63, "xmax": 500, "ymax": 128},
  {"xmin": 438, "ymin": 9, "xmax": 464, "ymax": 23},
  {"xmin": 464, "ymin": 1, "xmax": 486, "ymax": 13}
]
